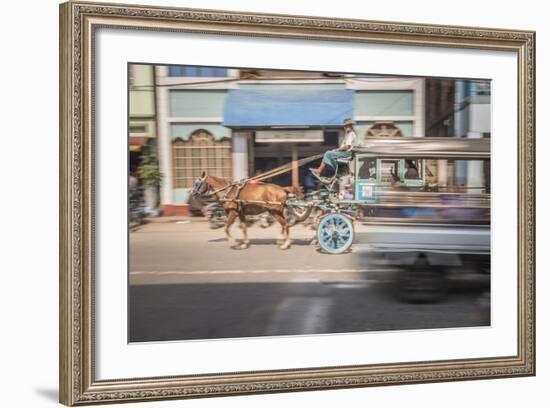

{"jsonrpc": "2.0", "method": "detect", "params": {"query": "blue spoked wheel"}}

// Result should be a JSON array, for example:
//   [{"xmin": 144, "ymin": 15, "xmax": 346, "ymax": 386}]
[{"xmin": 317, "ymin": 213, "xmax": 354, "ymax": 254}]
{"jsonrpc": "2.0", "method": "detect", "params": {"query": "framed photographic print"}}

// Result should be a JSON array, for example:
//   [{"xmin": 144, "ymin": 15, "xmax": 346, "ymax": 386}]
[{"xmin": 59, "ymin": 1, "xmax": 535, "ymax": 405}]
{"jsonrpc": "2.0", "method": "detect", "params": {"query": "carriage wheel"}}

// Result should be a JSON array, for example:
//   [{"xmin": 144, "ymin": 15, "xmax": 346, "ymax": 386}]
[{"xmin": 317, "ymin": 213, "xmax": 354, "ymax": 254}]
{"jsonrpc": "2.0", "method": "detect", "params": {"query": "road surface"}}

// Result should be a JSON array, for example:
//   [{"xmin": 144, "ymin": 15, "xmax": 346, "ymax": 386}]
[{"xmin": 129, "ymin": 220, "xmax": 490, "ymax": 342}]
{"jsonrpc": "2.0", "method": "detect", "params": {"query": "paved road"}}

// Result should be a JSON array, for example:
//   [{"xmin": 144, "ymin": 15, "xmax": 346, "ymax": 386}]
[
  {"xmin": 130, "ymin": 220, "xmax": 369, "ymax": 283},
  {"xmin": 129, "ymin": 220, "xmax": 490, "ymax": 342}
]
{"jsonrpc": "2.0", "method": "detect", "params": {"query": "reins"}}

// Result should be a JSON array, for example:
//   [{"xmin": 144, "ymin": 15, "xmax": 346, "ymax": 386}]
[{"xmin": 199, "ymin": 153, "xmax": 324, "ymax": 200}]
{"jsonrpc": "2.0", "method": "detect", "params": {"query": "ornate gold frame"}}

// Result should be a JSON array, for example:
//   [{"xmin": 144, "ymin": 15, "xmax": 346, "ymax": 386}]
[{"xmin": 59, "ymin": 1, "xmax": 536, "ymax": 405}]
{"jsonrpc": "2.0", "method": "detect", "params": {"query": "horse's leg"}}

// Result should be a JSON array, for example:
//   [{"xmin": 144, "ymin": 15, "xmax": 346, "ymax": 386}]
[
  {"xmin": 275, "ymin": 213, "xmax": 284, "ymax": 245},
  {"xmin": 268, "ymin": 210, "xmax": 284, "ymax": 244},
  {"xmin": 272, "ymin": 211, "xmax": 290, "ymax": 250},
  {"xmin": 225, "ymin": 210, "xmax": 238, "ymax": 247},
  {"xmin": 238, "ymin": 213, "xmax": 250, "ymax": 249}
]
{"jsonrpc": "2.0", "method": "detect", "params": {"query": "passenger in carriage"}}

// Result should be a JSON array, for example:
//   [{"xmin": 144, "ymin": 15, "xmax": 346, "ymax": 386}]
[
  {"xmin": 358, "ymin": 158, "xmax": 376, "ymax": 180},
  {"xmin": 404, "ymin": 160, "xmax": 419, "ymax": 179},
  {"xmin": 310, "ymin": 118, "xmax": 357, "ymax": 177}
]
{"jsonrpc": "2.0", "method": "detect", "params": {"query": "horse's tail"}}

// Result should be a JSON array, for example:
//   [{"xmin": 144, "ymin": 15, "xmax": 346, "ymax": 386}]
[{"xmin": 283, "ymin": 186, "xmax": 303, "ymax": 199}]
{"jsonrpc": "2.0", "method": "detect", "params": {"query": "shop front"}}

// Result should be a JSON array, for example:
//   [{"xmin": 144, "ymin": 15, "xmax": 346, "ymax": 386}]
[{"xmin": 222, "ymin": 88, "xmax": 354, "ymax": 187}]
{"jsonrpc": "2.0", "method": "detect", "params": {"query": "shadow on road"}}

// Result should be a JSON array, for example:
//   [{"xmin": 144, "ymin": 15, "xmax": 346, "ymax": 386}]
[
  {"xmin": 207, "ymin": 238, "xmax": 314, "ymax": 246},
  {"xmin": 129, "ymin": 281, "xmax": 490, "ymax": 343}
]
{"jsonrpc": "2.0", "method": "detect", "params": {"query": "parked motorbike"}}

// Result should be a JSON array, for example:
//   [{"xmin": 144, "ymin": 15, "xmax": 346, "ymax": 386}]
[
  {"xmin": 129, "ymin": 188, "xmax": 147, "ymax": 229},
  {"xmin": 204, "ymin": 202, "xmax": 227, "ymax": 229}
]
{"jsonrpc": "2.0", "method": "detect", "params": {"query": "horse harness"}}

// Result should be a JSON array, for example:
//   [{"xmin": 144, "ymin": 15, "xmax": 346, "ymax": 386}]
[
  {"xmin": 197, "ymin": 178, "xmax": 284, "ymax": 207},
  {"xmin": 221, "ymin": 181, "xmax": 247, "ymax": 211}
]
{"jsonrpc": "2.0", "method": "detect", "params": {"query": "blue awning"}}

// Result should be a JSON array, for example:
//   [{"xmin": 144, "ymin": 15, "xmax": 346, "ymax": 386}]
[{"xmin": 223, "ymin": 89, "xmax": 354, "ymax": 128}]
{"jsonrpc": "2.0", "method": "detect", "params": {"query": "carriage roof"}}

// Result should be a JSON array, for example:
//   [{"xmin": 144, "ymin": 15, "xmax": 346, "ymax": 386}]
[{"xmin": 353, "ymin": 137, "xmax": 490, "ymax": 159}]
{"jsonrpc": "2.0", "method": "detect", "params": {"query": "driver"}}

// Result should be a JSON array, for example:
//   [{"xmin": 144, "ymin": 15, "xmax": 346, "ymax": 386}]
[{"xmin": 310, "ymin": 118, "xmax": 357, "ymax": 177}]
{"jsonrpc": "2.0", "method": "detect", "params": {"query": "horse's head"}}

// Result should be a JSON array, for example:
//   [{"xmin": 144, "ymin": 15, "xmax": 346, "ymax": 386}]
[{"xmin": 191, "ymin": 171, "xmax": 209, "ymax": 197}]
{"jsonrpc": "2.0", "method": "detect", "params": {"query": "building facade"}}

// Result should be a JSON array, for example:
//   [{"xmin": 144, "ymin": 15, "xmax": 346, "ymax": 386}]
[
  {"xmin": 154, "ymin": 66, "xmax": 427, "ymax": 215},
  {"xmin": 154, "ymin": 66, "xmax": 239, "ymax": 215},
  {"xmin": 424, "ymin": 78, "xmax": 491, "ymax": 191},
  {"xmin": 129, "ymin": 64, "xmax": 157, "ymax": 172}
]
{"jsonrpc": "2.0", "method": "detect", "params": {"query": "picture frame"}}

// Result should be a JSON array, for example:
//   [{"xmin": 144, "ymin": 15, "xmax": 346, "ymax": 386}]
[{"xmin": 59, "ymin": 1, "xmax": 536, "ymax": 405}]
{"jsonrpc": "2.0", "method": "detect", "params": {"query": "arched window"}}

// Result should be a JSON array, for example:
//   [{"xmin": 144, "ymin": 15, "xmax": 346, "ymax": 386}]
[
  {"xmin": 172, "ymin": 130, "xmax": 232, "ymax": 188},
  {"xmin": 366, "ymin": 121, "xmax": 404, "ymax": 138}
]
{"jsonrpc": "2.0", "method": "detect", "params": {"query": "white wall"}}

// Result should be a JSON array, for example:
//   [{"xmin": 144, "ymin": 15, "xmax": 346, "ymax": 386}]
[{"xmin": 0, "ymin": 1, "xmax": 547, "ymax": 408}]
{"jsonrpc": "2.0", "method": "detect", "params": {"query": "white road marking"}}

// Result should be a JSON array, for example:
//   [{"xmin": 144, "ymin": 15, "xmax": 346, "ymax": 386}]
[
  {"xmin": 129, "ymin": 268, "xmax": 399, "ymax": 275},
  {"xmin": 265, "ymin": 297, "xmax": 332, "ymax": 336}
]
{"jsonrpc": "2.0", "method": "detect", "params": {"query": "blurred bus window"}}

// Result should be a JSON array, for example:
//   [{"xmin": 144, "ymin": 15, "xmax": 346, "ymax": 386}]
[{"xmin": 380, "ymin": 160, "xmax": 400, "ymax": 183}]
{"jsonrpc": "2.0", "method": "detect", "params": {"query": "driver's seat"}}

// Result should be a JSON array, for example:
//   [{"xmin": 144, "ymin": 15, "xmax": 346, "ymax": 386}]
[{"xmin": 335, "ymin": 156, "xmax": 353, "ymax": 177}]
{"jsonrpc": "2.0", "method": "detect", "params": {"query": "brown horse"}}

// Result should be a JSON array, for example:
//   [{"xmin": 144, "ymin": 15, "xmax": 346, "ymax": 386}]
[{"xmin": 192, "ymin": 172, "xmax": 301, "ymax": 249}]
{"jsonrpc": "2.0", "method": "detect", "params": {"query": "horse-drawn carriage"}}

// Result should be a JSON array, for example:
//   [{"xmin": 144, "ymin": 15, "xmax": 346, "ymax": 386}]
[
  {"xmin": 299, "ymin": 136, "xmax": 491, "ymax": 253},
  {"xmin": 193, "ymin": 137, "xmax": 491, "ymax": 255}
]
